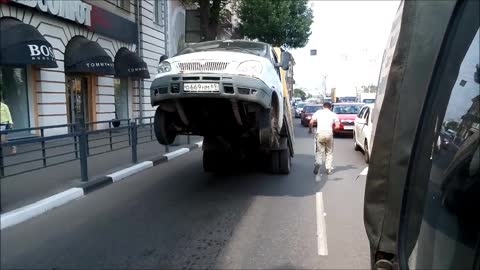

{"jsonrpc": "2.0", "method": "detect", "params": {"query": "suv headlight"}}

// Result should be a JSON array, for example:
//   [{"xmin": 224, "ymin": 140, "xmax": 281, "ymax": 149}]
[
  {"xmin": 157, "ymin": 61, "xmax": 171, "ymax": 73},
  {"xmin": 237, "ymin": 61, "xmax": 262, "ymax": 76}
]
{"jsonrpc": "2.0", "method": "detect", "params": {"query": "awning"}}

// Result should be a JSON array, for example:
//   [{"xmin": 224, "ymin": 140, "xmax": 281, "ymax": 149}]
[
  {"xmin": 64, "ymin": 36, "xmax": 115, "ymax": 75},
  {"xmin": 0, "ymin": 18, "xmax": 58, "ymax": 68},
  {"xmin": 114, "ymin": 48, "xmax": 150, "ymax": 79}
]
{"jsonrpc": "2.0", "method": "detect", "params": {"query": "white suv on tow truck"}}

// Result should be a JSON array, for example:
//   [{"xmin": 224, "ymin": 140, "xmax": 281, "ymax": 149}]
[{"xmin": 150, "ymin": 40, "xmax": 295, "ymax": 174}]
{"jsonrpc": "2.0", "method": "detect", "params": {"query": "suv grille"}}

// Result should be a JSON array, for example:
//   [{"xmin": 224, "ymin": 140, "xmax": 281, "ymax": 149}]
[{"xmin": 177, "ymin": 62, "xmax": 228, "ymax": 72}]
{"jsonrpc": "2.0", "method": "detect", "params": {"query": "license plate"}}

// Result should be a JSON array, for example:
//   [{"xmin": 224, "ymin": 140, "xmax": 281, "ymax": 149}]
[
  {"xmin": 343, "ymin": 126, "xmax": 354, "ymax": 130},
  {"xmin": 184, "ymin": 83, "xmax": 219, "ymax": 92}
]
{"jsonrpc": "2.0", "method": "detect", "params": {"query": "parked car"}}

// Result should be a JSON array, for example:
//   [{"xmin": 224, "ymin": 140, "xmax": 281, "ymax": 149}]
[
  {"xmin": 353, "ymin": 104, "xmax": 374, "ymax": 163},
  {"xmin": 331, "ymin": 103, "xmax": 363, "ymax": 135},
  {"xmin": 300, "ymin": 104, "xmax": 322, "ymax": 126},
  {"xmin": 294, "ymin": 101, "xmax": 306, "ymax": 118}
]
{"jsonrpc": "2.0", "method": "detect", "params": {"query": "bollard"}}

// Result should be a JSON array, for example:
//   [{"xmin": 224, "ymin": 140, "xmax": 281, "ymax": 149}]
[
  {"xmin": 41, "ymin": 129, "xmax": 47, "ymax": 167},
  {"xmin": 131, "ymin": 122, "xmax": 138, "ymax": 163},
  {"xmin": 109, "ymin": 121, "xmax": 113, "ymax": 151},
  {"xmin": 0, "ymin": 140, "xmax": 4, "ymax": 178},
  {"xmin": 78, "ymin": 128, "xmax": 89, "ymax": 182}
]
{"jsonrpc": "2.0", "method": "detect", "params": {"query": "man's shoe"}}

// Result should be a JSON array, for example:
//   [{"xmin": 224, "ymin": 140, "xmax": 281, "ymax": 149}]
[
  {"xmin": 313, "ymin": 164, "xmax": 320, "ymax": 175},
  {"xmin": 326, "ymin": 169, "xmax": 333, "ymax": 175}
]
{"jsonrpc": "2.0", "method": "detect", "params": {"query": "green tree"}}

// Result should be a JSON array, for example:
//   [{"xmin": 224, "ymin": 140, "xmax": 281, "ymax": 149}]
[
  {"xmin": 293, "ymin": 88, "xmax": 307, "ymax": 100},
  {"xmin": 238, "ymin": 0, "xmax": 313, "ymax": 48}
]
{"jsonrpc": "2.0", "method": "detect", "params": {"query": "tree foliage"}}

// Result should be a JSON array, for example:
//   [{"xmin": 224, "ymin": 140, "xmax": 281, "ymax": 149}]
[
  {"xmin": 293, "ymin": 88, "xmax": 307, "ymax": 100},
  {"xmin": 238, "ymin": 0, "xmax": 313, "ymax": 48}
]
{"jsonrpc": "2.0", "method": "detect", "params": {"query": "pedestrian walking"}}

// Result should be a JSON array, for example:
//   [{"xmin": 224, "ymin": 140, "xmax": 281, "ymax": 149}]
[
  {"xmin": 308, "ymin": 102, "xmax": 339, "ymax": 175},
  {"xmin": 1, "ymin": 98, "xmax": 16, "ymax": 155}
]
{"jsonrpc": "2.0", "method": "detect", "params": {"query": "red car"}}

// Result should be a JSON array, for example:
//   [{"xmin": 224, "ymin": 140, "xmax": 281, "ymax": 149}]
[
  {"xmin": 331, "ymin": 103, "xmax": 363, "ymax": 135},
  {"xmin": 300, "ymin": 104, "xmax": 322, "ymax": 127}
]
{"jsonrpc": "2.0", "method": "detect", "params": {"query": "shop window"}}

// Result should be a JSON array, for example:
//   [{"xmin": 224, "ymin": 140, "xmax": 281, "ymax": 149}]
[
  {"xmin": 114, "ymin": 78, "xmax": 129, "ymax": 121},
  {"xmin": 66, "ymin": 76, "xmax": 93, "ymax": 126},
  {"xmin": 0, "ymin": 67, "xmax": 30, "ymax": 129},
  {"xmin": 154, "ymin": 0, "xmax": 165, "ymax": 26}
]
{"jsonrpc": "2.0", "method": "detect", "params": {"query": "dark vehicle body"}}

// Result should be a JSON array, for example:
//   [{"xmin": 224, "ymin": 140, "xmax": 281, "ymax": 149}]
[
  {"xmin": 300, "ymin": 104, "xmax": 322, "ymax": 127},
  {"xmin": 363, "ymin": 1, "xmax": 479, "ymax": 269}
]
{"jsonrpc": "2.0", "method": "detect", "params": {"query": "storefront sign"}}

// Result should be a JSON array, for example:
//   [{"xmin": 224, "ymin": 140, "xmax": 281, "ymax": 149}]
[
  {"xmin": 128, "ymin": 67, "xmax": 148, "ymax": 73},
  {"xmin": 86, "ymin": 62, "xmax": 114, "ymax": 68},
  {"xmin": 10, "ymin": 0, "xmax": 92, "ymax": 26},
  {"xmin": 27, "ymin": 44, "xmax": 55, "ymax": 61}
]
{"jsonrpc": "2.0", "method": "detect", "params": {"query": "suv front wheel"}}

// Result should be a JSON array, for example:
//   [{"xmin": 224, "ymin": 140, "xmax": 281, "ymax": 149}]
[{"xmin": 154, "ymin": 107, "xmax": 177, "ymax": 145}]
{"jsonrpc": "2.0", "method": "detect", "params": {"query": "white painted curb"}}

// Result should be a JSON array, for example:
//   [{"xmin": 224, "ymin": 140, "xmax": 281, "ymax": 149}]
[
  {"xmin": 1, "ymin": 188, "xmax": 84, "ymax": 230},
  {"xmin": 164, "ymin": 148, "xmax": 189, "ymax": 161},
  {"xmin": 108, "ymin": 161, "xmax": 153, "ymax": 182}
]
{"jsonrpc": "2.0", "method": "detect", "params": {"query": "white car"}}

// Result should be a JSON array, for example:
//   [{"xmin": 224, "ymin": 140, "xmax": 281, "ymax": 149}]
[
  {"xmin": 150, "ymin": 40, "xmax": 294, "ymax": 173},
  {"xmin": 353, "ymin": 104, "xmax": 374, "ymax": 163}
]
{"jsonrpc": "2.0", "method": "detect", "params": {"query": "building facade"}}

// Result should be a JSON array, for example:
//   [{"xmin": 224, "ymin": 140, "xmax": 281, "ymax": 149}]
[{"xmin": 0, "ymin": 0, "xmax": 180, "ymax": 136}]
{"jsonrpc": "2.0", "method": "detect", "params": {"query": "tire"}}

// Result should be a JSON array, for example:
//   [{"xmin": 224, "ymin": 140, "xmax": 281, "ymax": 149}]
[
  {"xmin": 353, "ymin": 132, "xmax": 361, "ymax": 151},
  {"xmin": 203, "ymin": 150, "xmax": 216, "ymax": 172},
  {"xmin": 279, "ymin": 147, "xmax": 291, "ymax": 174},
  {"xmin": 154, "ymin": 107, "xmax": 176, "ymax": 145},
  {"xmin": 259, "ymin": 105, "xmax": 280, "ymax": 148},
  {"xmin": 269, "ymin": 151, "xmax": 280, "ymax": 174},
  {"xmin": 364, "ymin": 140, "xmax": 370, "ymax": 164}
]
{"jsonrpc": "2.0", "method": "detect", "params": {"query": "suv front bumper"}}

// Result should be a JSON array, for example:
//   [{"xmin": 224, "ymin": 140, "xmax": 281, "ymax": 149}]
[{"xmin": 150, "ymin": 74, "xmax": 273, "ymax": 109}]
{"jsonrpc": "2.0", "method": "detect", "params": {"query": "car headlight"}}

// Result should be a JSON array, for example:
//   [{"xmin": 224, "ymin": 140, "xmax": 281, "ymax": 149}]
[
  {"xmin": 157, "ymin": 61, "xmax": 171, "ymax": 73},
  {"xmin": 237, "ymin": 61, "xmax": 262, "ymax": 76}
]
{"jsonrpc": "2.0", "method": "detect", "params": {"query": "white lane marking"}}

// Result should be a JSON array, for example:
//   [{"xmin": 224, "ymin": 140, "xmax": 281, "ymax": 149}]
[
  {"xmin": 316, "ymin": 191, "xmax": 329, "ymax": 256},
  {"xmin": 164, "ymin": 147, "xmax": 190, "ymax": 161},
  {"xmin": 195, "ymin": 141, "xmax": 203, "ymax": 148},
  {"xmin": 1, "ymin": 188, "xmax": 84, "ymax": 230},
  {"xmin": 108, "ymin": 161, "xmax": 153, "ymax": 182},
  {"xmin": 355, "ymin": 166, "xmax": 369, "ymax": 181},
  {"xmin": 359, "ymin": 166, "xmax": 369, "ymax": 176}
]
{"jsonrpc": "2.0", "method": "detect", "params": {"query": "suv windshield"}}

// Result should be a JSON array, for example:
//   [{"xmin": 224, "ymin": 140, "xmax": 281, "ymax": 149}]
[
  {"xmin": 333, "ymin": 105, "xmax": 361, "ymax": 114},
  {"xmin": 176, "ymin": 40, "xmax": 269, "ymax": 58}
]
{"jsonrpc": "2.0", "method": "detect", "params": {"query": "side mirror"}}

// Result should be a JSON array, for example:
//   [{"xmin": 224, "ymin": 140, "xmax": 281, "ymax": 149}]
[
  {"xmin": 159, "ymin": 55, "xmax": 168, "ymax": 63},
  {"xmin": 280, "ymin": 51, "xmax": 291, "ymax": 70}
]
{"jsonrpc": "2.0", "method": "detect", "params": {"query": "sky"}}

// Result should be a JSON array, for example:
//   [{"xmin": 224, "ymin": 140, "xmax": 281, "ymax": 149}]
[{"xmin": 291, "ymin": 1, "xmax": 400, "ymax": 97}]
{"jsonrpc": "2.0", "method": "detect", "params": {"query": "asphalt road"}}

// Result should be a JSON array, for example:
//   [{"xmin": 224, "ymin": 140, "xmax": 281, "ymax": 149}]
[{"xmin": 1, "ymin": 121, "xmax": 370, "ymax": 269}]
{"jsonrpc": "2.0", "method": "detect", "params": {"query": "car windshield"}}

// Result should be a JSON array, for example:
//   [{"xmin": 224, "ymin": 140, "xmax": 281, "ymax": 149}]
[
  {"xmin": 304, "ymin": 106, "xmax": 322, "ymax": 113},
  {"xmin": 176, "ymin": 40, "xmax": 268, "ymax": 57},
  {"xmin": 333, "ymin": 105, "xmax": 361, "ymax": 114},
  {"xmin": 296, "ymin": 103, "xmax": 306, "ymax": 109}
]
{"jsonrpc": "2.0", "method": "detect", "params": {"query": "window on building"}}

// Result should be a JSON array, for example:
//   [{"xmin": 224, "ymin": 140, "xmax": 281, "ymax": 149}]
[
  {"xmin": 117, "ymin": 0, "xmax": 130, "ymax": 11},
  {"xmin": 154, "ymin": 0, "xmax": 165, "ymax": 25},
  {"xmin": 0, "ymin": 67, "xmax": 30, "ymax": 129}
]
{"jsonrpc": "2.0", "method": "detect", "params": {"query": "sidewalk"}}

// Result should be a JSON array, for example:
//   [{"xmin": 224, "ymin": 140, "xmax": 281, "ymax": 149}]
[{"xmin": 1, "ymin": 128, "xmax": 202, "ymax": 213}]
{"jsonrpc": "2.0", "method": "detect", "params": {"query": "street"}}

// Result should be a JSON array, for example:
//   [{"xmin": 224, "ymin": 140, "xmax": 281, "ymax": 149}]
[{"xmin": 1, "ymin": 122, "xmax": 370, "ymax": 269}]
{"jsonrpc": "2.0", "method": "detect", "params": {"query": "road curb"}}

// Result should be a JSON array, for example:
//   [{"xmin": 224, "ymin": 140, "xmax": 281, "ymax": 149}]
[{"xmin": 0, "ymin": 141, "xmax": 203, "ymax": 230}]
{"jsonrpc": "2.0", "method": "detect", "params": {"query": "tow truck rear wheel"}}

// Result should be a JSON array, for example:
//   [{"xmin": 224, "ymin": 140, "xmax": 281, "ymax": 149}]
[
  {"xmin": 203, "ymin": 150, "xmax": 221, "ymax": 172},
  {"xmin": 154, "ymin": 107, "xmax": 176, "ymax": 145},
  {"xmin": 278, "ymin": 147, "xmax": 291, "ymax": 174}
]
